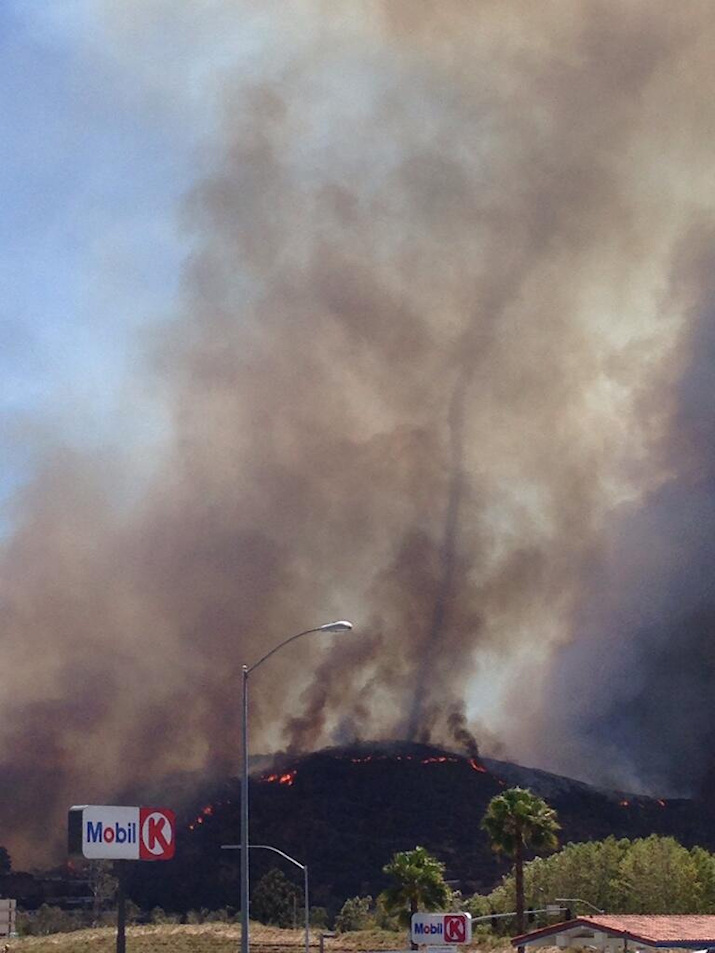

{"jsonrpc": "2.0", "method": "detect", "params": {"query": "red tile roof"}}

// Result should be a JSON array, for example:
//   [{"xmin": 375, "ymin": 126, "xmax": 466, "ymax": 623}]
[{"xmin": 513, "ymin": 915, "xmax": 715, "ymax": 947}]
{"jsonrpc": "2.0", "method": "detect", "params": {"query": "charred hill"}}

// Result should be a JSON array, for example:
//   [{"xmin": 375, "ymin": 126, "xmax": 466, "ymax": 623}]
[{"xmin": 125, "ymin": 741, "xmax": 714, "ymax": 915}]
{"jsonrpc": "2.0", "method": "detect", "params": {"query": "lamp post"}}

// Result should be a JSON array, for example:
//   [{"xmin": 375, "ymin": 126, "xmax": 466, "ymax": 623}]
[
  {"xmin": 223, "ymin": 844, "xmax": 310, "ymax": 953},
  {"xmin": 240, "ymin": 620, "xmax": 354, "ymax": 953}
]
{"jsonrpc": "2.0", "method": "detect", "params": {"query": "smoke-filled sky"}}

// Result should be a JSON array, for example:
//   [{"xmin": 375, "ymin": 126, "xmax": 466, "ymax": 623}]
[{"xmin": 3, "ymin": 0, "xmax": 715, "ymax": 863}]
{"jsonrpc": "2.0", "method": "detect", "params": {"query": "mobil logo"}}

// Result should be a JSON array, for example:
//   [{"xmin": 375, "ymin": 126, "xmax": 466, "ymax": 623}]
[
  {"xmin": 411, "ymin": 913, "xmax": 472, "ymax": 946},
  {"xmin": 139, "ymin": 807, "xmax": 175, "ymax": 860},
  {"xmin": 86, "ymin": 819, "xmax": 137, "ymax": 847},
  {"xmin": 76, "ymin": 806, "xmax": 142, "ymax": 860}
]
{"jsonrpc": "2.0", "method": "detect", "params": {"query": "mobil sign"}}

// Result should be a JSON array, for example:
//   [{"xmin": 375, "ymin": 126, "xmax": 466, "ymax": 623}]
[
  {"xmin": 68, "ymin": 805, "xmax": 175, "ymax": 861},
  {"xmin": 411, "ymin": 913, "xmax": 472, "ymax": 945}
]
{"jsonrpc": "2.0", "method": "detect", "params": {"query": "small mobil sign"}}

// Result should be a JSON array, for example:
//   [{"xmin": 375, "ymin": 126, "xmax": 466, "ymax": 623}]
[
  {"xmin": 411, "ymin": 913, "xmax": 472, "ymax": 945},
  {"xmin": 68, "ymin": 805, "xmax": 175, "ymax": 861}
]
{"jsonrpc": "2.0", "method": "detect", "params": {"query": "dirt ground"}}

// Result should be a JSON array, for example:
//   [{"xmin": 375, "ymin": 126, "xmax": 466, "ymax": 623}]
[{"xmin": 2, "ymin": 923, "xmax": 516, "ymax": 953}]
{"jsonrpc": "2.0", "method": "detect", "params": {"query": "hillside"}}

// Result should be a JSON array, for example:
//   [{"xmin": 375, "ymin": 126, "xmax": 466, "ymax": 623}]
[{"xmin": 120, "ymin": 741, "xmax": 713, "ymax": 916}]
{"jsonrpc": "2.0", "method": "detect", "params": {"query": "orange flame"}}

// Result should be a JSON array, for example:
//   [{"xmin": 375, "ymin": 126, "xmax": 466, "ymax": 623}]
[
  {"xmin": 260, "ymin": 770, "xmax": 297, "ymax": 786},
  {"xmin": 620, "ymin": 799, "xmax": 630, "ymax": 807},
  {"xmin": 188, "ymin": 802, "xmax": 220, "ymax": 831},
  {"xmin": 345, "ymin": 753, "xmax": 488, "ymax": 773}
]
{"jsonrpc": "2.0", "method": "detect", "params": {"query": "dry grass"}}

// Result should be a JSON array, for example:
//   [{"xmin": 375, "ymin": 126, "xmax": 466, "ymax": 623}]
[{"xmin": 2, "ymin": 923, "xmax": 515, "ymax": 953}]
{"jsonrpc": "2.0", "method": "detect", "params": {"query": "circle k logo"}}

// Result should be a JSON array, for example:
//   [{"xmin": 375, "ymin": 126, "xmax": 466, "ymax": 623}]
[
  {"xmin": 444, "ymin": 915, "xmax": 467, "ymax": 943},
  {"xmin": 139, "ymin": 807, "xmax": 176, "ymax": 861}
]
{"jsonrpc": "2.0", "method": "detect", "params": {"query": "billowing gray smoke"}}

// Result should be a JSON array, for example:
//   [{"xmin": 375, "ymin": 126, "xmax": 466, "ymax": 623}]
[
  {"xmin": 3, "ymin": 1, "xmax": 715, "ymax": 862},
  {"xmin": 530, "ymin": 237, "xmax": 715, "ymax": 796}
]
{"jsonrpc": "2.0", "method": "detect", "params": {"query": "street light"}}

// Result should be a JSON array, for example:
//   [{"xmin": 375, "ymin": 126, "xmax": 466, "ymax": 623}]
[
  {"xmin": 554, "ymin": 898, "xmax": 604, "ymax": 915},
  {"xmin": 223, "ymin": 844, "xmax": 310, "ymax": 953},
  {"xmin": 240, "ymin": 620, "xmax": 354, "ymax": 953}
]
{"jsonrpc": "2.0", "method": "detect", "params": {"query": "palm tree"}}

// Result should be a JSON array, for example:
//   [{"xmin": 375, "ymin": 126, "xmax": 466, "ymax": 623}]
[
  {"xmin": 380, "ymin": 846, "xmax": 450, "ymax": 949},
  {"xmin": 481, "ymin": 788, "xmax": 560, "ymax": 938}
]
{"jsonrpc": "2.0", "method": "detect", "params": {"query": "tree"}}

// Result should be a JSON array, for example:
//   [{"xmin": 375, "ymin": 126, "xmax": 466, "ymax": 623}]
[
  {"xmin": 251, "ymin": 868, "xmax": 302, "ymax": 928},
  {"xmin": 86, "ymin": 861, "xmax": 118, "ymax": 925},
  {"xmin": 335, "ymin": 895, "xmax": 373, "ymax": 932},
  {"xmin": 691, "ymin": 847, "xmax": 715, "ymax": 913},
  {"xmin": 481, "ymin": 788, "xmax": 559, "ymax": 937},
  {"xmin": 619, "ymin": 836, "xmax": 702, "ymax": 913},
  {"xmin": 479, "ymin": 835, "xmax": 715, "ymax": 919},
  {"xmin": 32, "ymin": 904, "xmax": 74, "ymax": 935},
  {"xmin": 310, "ymin": 907, "xmax": 329, "ymax": 929},
  {"xmin": 150, "ymin": 907, "xmax": 181, "ymax": 925},
  {"xmin": 0, "ymin": 847, "xmax": 11, "ymax": 875},
  {"xmin": 380, "ymin": 847, "xmax": 449, "ymax": 950},
  {"xmin": 491, "ymin": 836, "xmax": 627, "ymax": 917}
]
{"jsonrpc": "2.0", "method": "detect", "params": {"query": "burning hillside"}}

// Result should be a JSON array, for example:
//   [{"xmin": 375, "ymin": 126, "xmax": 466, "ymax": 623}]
[{"xmin": 125, "ymin": 741, "xmax": 704, "ymax": 914}]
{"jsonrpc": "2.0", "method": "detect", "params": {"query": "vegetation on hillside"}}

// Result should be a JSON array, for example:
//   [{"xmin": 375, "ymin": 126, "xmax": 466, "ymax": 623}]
[
  {"xmin": 469, "ymin": 834, "xmax": 715, "ymax": 925},
  {"xmin": 97, "ymin": 746, "xmax": 715, "ymax": 916},
  {"xmin": 15, "ymin": 832, "xmax": 715, "ymax": 944}
]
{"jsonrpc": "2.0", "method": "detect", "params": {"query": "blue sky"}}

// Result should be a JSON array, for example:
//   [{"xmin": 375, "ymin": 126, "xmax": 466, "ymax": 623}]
[{"xmin": 0, "ymin": 2, "xmax": 202, "ymax": 529}]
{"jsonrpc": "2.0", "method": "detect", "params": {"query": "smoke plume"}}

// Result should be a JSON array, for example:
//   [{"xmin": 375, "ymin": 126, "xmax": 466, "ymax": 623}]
[{"xmin": 4, "ymin": 1, "xmax": 715, "ymax": 861}]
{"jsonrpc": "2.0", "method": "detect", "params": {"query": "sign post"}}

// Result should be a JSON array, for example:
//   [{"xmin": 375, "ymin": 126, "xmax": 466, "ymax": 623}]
[
  {"xmin": 116, "ymin": 862, "xmax": 126, "ymax": 953},
  {"xmin": 69, "ymin": 805, "xmax": 176, "ymax": 953}
]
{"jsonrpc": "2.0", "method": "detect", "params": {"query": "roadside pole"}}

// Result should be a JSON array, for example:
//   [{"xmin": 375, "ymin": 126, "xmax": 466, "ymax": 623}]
[{"xmin": 115, "ymin": 861, "xmax": 126, "ymax": 953}]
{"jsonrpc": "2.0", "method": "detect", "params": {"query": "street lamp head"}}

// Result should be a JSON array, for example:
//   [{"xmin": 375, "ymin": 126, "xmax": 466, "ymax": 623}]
[{"xmin": 318, "ymin": 620, "xmax": 353, "ymax": 632}]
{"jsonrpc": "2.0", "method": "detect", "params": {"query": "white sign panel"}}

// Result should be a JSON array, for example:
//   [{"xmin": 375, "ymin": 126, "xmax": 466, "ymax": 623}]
[
  {"xmin": 411, "ymin": 913, "xmax": 472, "ymax": 945},
  {"xmin": 68, "ymin": 805, "xmax": 175, "ymax": 861}
]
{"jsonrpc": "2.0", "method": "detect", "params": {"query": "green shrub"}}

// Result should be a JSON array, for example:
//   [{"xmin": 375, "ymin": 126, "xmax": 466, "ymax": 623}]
[{"xmin": 335, "ymin": 896, "xmax": 373, "ymax": 932}]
